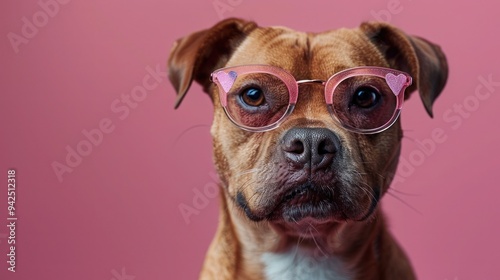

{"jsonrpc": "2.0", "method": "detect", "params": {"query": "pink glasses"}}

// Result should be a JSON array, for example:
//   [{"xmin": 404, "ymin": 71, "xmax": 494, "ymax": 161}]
[{"xmin": 211, "ymin": 65, "xmax": 412, "ymax": 134}]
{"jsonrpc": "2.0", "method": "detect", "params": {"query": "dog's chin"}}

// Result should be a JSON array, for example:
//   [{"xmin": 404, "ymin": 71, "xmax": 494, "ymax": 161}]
[
  {"xmin": 266, "ymin": 183, "xmax": 340, "ymax": 221},
  {"xmin": 270, "ymin": 217, "xmax": 342, "ymax": 239}
]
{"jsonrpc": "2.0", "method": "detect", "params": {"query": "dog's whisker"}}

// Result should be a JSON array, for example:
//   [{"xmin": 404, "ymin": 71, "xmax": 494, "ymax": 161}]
[
  {"xmin": 290, "ymin": 235, "xmax": 305, "ymax": 268},
  {"xmin": 402, "ymin": 135, "xmax": 417, "ymax": 142},
  {"xmin": 308, "ymin": 226, "xmax": 328, "ymax": 258},
  {"xmin": 233, "ymin": 168, "xmax": 261, "ymax": 179},
  {"xmin": 388, "ymin": 188, "xmax": 420, "ymax": 197},
  {"xmin": 386, "ymin": 191, "xmax": 423, "ymax": 216},
  {"xmin": 358, "ymin": 183, "xmax": 378, "ymax": 202},
  {"xmin": 346, "ymin": 169, "xmax": 378, "ymax": 203},
  {"xmin": 237, "ymin": 177, "xmax": 257, "ymax": 200},
  {"xmin": 172, "ymin": 124, "xmax": 211, "ymax": 147}
]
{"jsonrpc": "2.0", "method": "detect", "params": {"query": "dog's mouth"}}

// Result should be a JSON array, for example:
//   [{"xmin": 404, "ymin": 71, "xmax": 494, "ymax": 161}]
[
  {"xmin": 263, "ymin": 183, "xmax": 346, "ymax": 238},
  {"xmin": 266, "ymin": 183, "xmax": 341, "ymax": 223},
  {"xmin": 236, "ymin": 180, "xmax": 381, "ymax": 235}
]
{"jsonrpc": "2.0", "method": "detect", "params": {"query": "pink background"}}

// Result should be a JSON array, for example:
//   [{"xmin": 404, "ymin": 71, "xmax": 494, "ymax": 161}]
[{"xmin": 1, "ymin": 0, "xmax": 499, "ymax": 279}]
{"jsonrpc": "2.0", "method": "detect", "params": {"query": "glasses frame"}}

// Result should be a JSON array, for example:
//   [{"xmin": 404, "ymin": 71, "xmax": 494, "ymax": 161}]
[{"xmin": 210, "ymin": 64, "xmax": 412, "ymax": 134}]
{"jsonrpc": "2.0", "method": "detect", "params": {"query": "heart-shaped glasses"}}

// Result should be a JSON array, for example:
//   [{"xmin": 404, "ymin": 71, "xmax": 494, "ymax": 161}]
[{"xmin": 211, "ymin": 65, "xmax": 412, "ymax": 134}]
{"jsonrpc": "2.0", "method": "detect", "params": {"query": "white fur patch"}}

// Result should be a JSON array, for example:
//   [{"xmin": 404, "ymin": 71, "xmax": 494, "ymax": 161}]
[{"xmin": 261, "ymin": 247, "xmax": 352, "ymax": 280}]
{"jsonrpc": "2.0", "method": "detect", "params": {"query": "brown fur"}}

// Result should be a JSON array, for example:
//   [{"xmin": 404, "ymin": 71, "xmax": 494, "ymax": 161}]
[{"xmin": 168, "ymin": 18, "xmax": 448, "ymax": 279}]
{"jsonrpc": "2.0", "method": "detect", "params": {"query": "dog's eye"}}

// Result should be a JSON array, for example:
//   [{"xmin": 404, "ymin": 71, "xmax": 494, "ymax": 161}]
[
  {"xmin": 352, "ymin": 87, "xmax": 380, "ymax": 108},
  {"xmin": 240, "ymin": 87, "xmax": 265, "ymax": 107}
]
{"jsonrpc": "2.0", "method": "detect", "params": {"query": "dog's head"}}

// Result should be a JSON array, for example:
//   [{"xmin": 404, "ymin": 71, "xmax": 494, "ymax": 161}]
[{"xmin": 168, "ymin": 18, "xmax": 447, "ymax": 237}]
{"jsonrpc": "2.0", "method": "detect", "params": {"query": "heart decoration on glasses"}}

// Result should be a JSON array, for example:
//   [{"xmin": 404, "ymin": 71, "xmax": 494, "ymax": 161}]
[
  {"xmin": 215, "ymin": 71, "xmax": 238, "ymax": 92},
  {"xmin": 385, "ymin": 73, "xmax": 407, "ymax": 95}
]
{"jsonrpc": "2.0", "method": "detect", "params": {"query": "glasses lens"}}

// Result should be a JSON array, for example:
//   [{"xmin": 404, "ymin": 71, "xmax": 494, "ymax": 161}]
[
  {"xmin": 222, "ymin": 72, "xmax": 290, "ymax": 129},
  {"xmin": 330, "ymin": 75, "xmax": 398, "ymax": 131}
]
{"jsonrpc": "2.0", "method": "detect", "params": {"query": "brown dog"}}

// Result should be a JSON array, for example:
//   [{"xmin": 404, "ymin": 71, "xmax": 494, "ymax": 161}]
[{"xmin": 168, "ymin": 18, "xmax": 447, "ymax": 280}]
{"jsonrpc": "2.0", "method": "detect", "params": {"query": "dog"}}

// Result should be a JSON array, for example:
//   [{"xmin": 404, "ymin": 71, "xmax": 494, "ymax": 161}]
[{"xmin": 168, "ymin": 18, "xmax": 448, "ymax": 280}]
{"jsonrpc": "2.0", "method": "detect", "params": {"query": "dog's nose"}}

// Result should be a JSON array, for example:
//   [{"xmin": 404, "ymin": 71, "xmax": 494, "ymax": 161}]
[{"xmin": 281, "ymin": 128, "xmax": 340, "ymax": 170}]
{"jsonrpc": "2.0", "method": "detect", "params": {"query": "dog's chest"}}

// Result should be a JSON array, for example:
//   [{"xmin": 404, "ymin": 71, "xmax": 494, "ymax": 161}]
[{"xmin": 261, "ymin": 248, "xmax": 352, "ymax": 280}]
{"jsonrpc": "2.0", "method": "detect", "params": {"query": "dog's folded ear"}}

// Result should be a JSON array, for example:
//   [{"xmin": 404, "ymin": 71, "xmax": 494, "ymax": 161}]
[
  {"xmin": 168, "ymin": 18, "xmax": 258, "ymax": 109},
  {"xmin": 360, "ymin": 22, "xmax": 448, "ymax": 117}
]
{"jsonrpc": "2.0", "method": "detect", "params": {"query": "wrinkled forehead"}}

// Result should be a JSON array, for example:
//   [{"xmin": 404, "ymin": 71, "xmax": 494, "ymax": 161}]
[{"xmin": 225, "ymin": 26, "xmax": 389, "ymax": 80}]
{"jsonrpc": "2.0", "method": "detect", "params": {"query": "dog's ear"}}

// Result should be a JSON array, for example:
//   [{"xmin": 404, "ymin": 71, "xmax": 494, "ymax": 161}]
[
  {"xmin": 360, "ymin": 22, "xmax": 448, "ymax": 117},
  {"xmin": 168, "ymin": 18, "xmax": 258, "ymax": 109}
]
